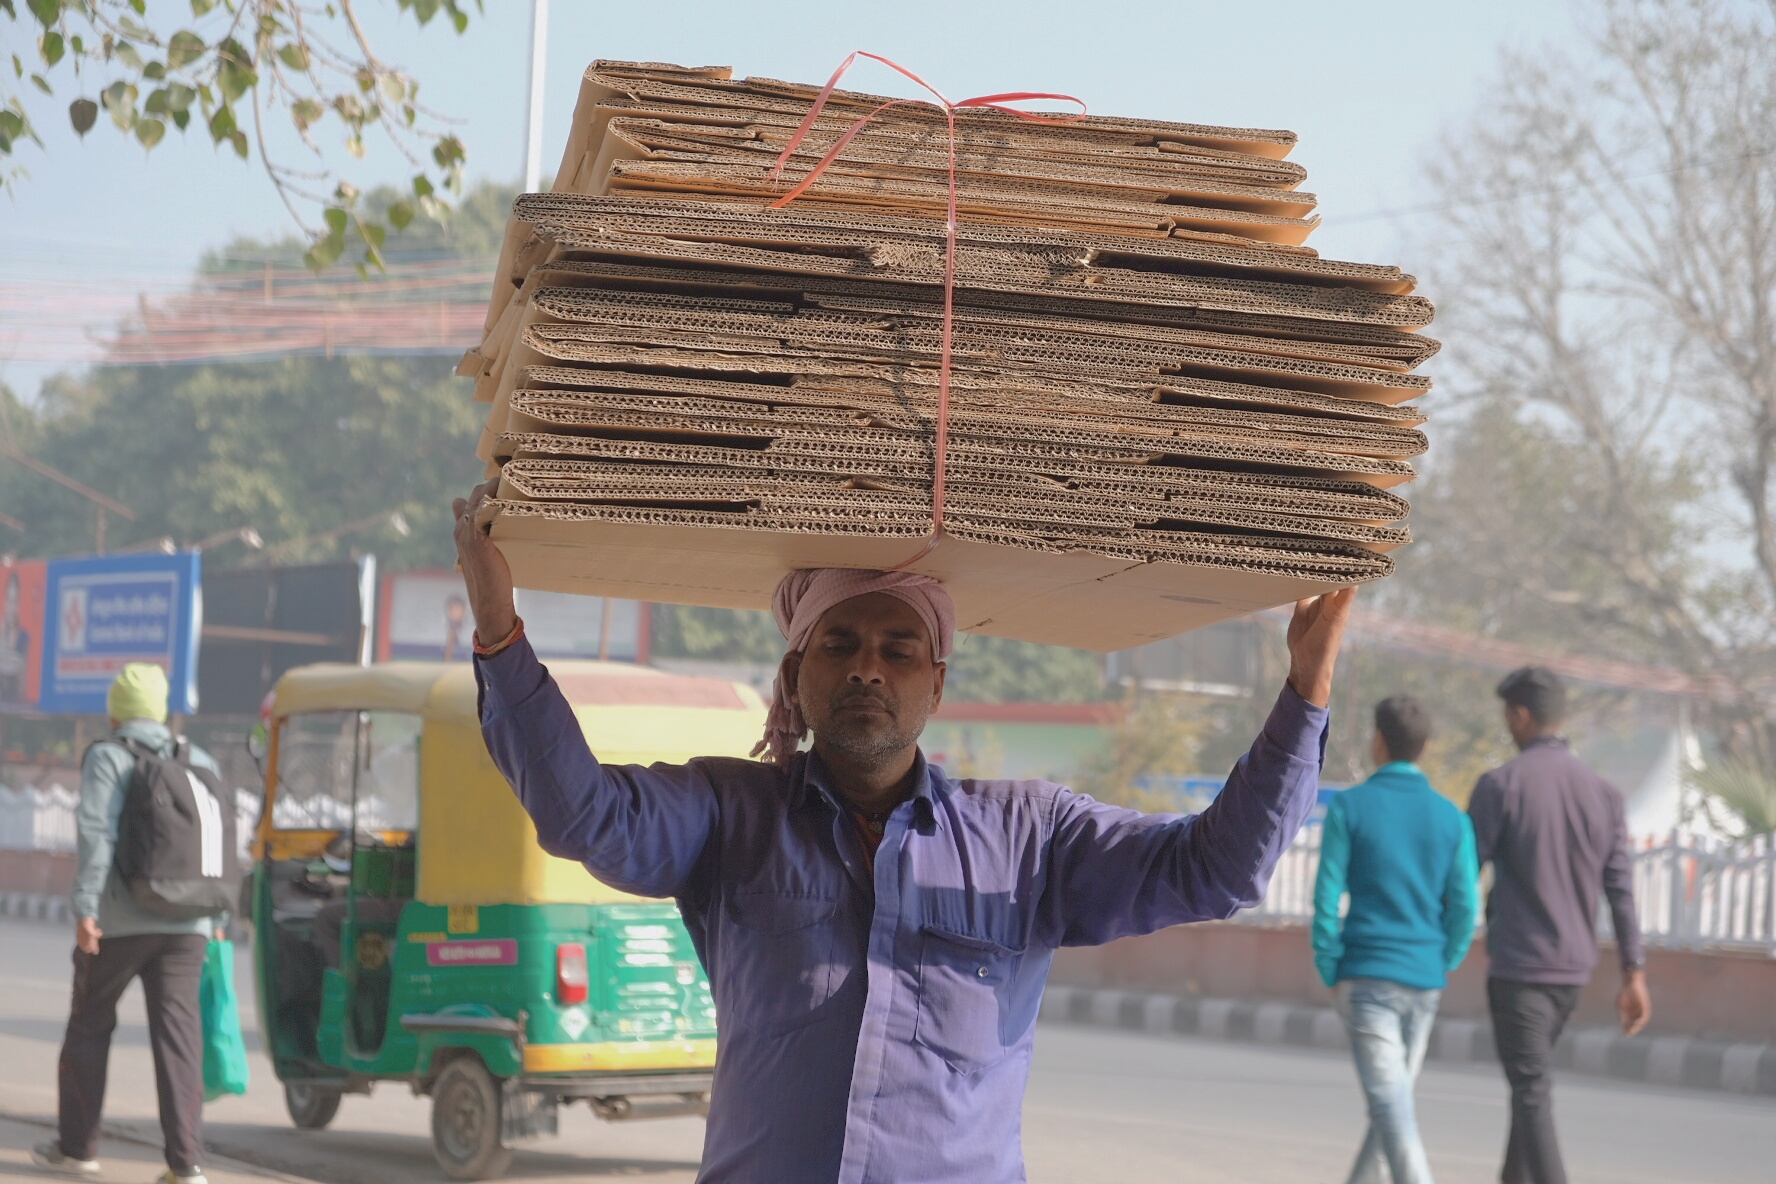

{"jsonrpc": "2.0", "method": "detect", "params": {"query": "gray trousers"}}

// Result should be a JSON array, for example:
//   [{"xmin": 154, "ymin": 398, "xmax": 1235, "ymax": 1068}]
[{"xmin": 58, "ymin": 933, "xmax": 209, "ymax": 1171}]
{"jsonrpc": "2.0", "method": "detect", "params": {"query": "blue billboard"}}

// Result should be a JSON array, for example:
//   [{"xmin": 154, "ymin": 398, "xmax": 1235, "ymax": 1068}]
[{"xmin": 39, "ymin": 552, "xmax": 203, "ymax": 715}]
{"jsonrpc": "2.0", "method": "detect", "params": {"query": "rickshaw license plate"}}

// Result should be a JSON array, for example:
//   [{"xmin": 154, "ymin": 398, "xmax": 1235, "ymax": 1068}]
[{"xmin": 426, "ymin": 938, "xmax": 518, "ymax": 967}]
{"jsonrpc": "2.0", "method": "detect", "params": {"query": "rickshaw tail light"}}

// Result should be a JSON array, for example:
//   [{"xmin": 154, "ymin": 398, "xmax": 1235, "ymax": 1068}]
[{"xmin": 556, "ymin": 943, "xmax": 589, "ymax": 1005}]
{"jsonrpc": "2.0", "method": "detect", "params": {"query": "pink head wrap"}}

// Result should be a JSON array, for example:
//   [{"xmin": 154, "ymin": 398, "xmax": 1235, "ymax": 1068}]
[{"xmin": 750, "ymin": 568, "xmax": 957, "ymax": 767}]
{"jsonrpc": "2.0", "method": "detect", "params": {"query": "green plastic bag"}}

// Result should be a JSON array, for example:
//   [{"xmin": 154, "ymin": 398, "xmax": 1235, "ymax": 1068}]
[{"xmin": 200, "ymin": 939, "xmax": 250, "ymax": 1102}]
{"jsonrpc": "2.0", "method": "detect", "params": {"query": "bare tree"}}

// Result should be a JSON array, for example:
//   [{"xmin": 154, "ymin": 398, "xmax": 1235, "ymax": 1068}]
[{"xmin": 1399, "ymin": 0, "xmax": 1776, "ymax": 794}]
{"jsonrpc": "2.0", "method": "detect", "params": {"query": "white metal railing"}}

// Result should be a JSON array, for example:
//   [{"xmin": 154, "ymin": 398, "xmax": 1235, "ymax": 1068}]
[
  {"xmin": 1236, "ymin": 821, "xmax": 1776, "ymax": 955},
  {"xmin": 1631, "ymin": 830, "xmax": 1776, "ymax": 953},
  {"xmin": 0, "ymin": 784, "xmax": 78, "ymax": 852},
  {"xmin": 1, "ymin": 782, "xmax": 261, "ymax": 861}
]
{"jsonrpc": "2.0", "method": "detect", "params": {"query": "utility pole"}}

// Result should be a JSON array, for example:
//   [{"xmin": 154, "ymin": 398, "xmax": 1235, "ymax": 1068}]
[
  {"xmin": 522, "ymin": 0, "xmax": 550, "ymax": 193},
  {"xmin": 0, "ymin": 443, "xmax": 135, "ymax": 554}
]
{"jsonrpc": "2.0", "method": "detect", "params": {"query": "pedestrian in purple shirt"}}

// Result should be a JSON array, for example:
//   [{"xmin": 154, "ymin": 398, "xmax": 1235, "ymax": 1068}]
[
  {"xmin": 453, "ymin": 481, "xmax": 1354, "ymax": 1184},
  {"xmin": 1469, "ymin": 666, "xmax": 1652, "ymax": 1184}
]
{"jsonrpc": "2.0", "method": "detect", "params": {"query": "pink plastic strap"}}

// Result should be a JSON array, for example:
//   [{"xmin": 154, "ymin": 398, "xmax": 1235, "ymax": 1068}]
[{"xmin": 766, "ymin": 52, "xmax": 1087, "ymax": 568}]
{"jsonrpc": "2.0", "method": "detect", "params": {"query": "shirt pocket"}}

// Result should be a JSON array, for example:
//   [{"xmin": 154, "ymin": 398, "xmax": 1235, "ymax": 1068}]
[
  {"xmin": 720, "ymin": 891, "xmax": 842, "ymax": 1037},
  {"xmin": 914, "ymin": 923, "xmax": 1027, "ymax": 1074}
]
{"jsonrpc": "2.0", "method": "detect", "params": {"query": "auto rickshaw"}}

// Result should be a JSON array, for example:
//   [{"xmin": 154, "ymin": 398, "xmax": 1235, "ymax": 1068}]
[{"xmin": 247, "ymin": 659, "xmax": 765, "ymax": 1179}]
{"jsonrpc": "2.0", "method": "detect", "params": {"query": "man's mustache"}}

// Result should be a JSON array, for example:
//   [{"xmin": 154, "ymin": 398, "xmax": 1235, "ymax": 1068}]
[{"xmin": 831, "ymin": 687, "xmax": 896, "ymax": 715}]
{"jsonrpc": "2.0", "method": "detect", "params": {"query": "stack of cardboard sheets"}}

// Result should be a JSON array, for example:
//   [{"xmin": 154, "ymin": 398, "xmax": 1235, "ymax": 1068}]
[{"xmin": 461, "ymin": 61, "xmax": 1435, "ymax": 651}]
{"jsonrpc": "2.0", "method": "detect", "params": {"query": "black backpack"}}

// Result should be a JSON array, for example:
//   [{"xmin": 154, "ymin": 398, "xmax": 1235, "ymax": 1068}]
[{"xmin": 109, "ymin": 737, "xmax": 240, "ymax": 919}]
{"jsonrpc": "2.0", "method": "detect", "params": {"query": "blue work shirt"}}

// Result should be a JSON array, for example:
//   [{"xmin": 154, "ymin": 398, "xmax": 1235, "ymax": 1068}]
[{"xmin": 476, "ymin": 638, "xmax": 1327, "ymax": 1183}]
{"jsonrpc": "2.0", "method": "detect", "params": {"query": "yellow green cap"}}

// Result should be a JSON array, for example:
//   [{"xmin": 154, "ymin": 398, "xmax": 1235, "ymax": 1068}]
[{"xmin": 107, "ymin": 663, "xmax": 170, "ymax": 724}]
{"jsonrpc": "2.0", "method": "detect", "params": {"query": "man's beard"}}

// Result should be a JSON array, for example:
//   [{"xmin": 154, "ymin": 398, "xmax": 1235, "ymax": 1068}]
[{"xmin": 812, "ymin": 686, "xmax": 922, "ymax": 761}]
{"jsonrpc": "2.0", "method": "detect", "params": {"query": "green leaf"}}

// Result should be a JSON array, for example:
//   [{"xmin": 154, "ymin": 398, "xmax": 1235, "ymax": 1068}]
[
  {"xmin": 306, "ymin": 225, "xmax": 345, "ymax": 270},
  {"xmin": 0, "ymin": 2, "xmax": 16, "ymax": 21},
  {"xmin": 450, "ymin": 8, "xmax": 468, "ymax": 34},
  {"xmin": 387, "ymin": 200, "xmax": 414, "ymax": 231},
  {"xmin": 216, "ymin": 39, "xmax": 256, "ymax": 103},
  {"xmin": 11, "ymin": 54, "xmax": 22, "ymax": 80},
  {"xmin": 0, "ymin": 110, "xmax": 22, "ymax": 140},
  {"xmin": 134, "ymin": 116, "xmax": 164, "ymax": 149},
  {"xmin": 229, "ymin": 128, "xmax": 247, "ymax": 158},
  {"xmin": 190, "ymin": 0, "xmax": 216, "ymax": 16},
  {"xmin": 431, "ymin": 134, "xmax": 464, "ymax": 169},
  {"xmin": 345, "ymin": 134, "xmax": 364, "ymax": 159},
  {"xmin": 102, "ymin": 80, "xmax": 139, "ymax": 131},
  {"xmin": 170, "ymin": 107, "xmax": 189, "ymax": 131},
  {"xmin": 207, "ymin": 102, "xmax": 234, "ymax": 142},
  {"xmin": 379, "ymin": 74, "xmax": 405, "ymax": 104},
  {"xmin": 68, "ymin": 96, "xmax": 97, "ymax": 135},
  {"xmin": 143, "ymin": 61, "xmax": 165, "ymax": 81},
  {"xmin": 69, "ymin": 35, "xmax": 83, "ymax": 56},
  {"xmin": 41, "ymin": 31, "xmax": 64, "ymax": 68},
  {"xmin": 276, "ymin": 43, "xmax": 308, "ymax": 71},
  {"xmin": 114, "ymin": 41, "xmax": 144, "ymax": 73},
  {"xmin": 129, "ymin": 0, "xmax": 145, "ymax": 15},
  {"xmin": 411, "ymin": 173, "xmax": 434, "ymax": 198},
  {"xmin": 323, "ymin": 206, "xmax": 348, "ymax": 234},
  {"xmin": 164, "ymin": 83, "xmax": 196, "ymax": 113},
  {"xmin": 30, "ymin": 73, "xmax": 50, "ymax": 95},
  {"xmin": 291, "ymin": 97, "xmax": 322, "ymax": 130},
  {"xmin": 410, "ymin": 0, "xmax": 440, "ymax": 24},
  {"xmin": 26, "ymin": 0, "xmax": 59, "ymax": 29},
  {"xmin": 166, "ymin": 30, "xmax": 206, "ymax": 72},
  {"xmin": 360, "ymin": 220, "xmax": 386, "ymax": 250},
  {"xmin": 143, "ymin": 87, "xmax": 168, "ymax": 115}
]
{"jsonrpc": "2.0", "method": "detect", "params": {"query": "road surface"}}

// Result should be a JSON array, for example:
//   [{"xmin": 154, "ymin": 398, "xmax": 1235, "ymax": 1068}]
[{"xmin": 1, "ymin": 918, "xmax": 1770, "ymax": 1184}]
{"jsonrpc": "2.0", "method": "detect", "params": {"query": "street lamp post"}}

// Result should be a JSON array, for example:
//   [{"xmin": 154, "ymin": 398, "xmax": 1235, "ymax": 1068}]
[{"xmin": 523, "ymin": 0, "xmax": 550, "ymax": 193}]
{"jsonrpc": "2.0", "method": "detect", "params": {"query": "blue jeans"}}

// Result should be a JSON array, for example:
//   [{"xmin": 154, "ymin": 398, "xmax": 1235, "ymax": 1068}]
[{"xmin": 1335, "ymin": 977, "xmax": 1441, "ymax": 1184}]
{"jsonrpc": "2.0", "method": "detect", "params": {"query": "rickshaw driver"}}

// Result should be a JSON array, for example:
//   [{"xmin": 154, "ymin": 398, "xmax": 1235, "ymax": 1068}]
[{"xmin": 453, "ymin": 480, "xmax": 1354, "ymax": 1184}]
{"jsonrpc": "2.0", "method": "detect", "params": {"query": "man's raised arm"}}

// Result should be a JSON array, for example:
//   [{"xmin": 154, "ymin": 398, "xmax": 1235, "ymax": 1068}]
[
  {"xmin": 1036, "ymin": 589, "xmax": 1350, "ymax": 947},
  {"xmin": 457, "ymin": 483, "xmax": 718, "ymax": 900}
]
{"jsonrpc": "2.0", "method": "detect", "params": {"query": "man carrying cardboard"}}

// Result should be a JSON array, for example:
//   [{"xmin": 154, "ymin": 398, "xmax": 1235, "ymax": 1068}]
[
  {"xmin": 34, "ymin": 664, "xmax": 225, "ymax": 1184},
  {"xmin": 1469, "ymin": 666, "xmax": 1651, "ymax": 1184},
  {"xmin": 455, "ymin": 480, "xmax": 1353, "ymax": 1183},
  {"xmin": 1312, "ymin": 695, "xmax": 1479, "ymax": 1184}
]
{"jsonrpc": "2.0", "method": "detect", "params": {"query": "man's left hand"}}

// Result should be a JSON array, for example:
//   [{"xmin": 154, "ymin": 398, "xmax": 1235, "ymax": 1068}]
[{"xmin": 1286, "ymin": 587, "xmax": 1356, "ymax": 708}]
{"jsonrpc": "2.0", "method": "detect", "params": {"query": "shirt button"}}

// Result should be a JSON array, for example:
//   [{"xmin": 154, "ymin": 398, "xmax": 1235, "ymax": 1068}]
[{"xmin": 976, "ymin": 965, "xmax": 989, "ymax": 978}]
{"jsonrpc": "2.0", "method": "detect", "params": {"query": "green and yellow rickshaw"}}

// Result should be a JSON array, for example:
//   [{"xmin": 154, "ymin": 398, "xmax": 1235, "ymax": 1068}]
[{"xmin": 248, "ymin": 659, "xmax": 763, "ymax": 1179}]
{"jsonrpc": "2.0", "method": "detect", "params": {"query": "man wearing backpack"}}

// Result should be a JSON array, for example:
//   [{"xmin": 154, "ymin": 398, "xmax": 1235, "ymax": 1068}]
[{"xmin": 33, "ymin": 664, "xmax": 230, "ymax": 1184}]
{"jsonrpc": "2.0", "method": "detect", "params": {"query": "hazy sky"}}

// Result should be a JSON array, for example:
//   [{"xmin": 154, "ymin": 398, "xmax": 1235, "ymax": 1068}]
[{"xmin": 0, "ymin": 0, "xmax": 1588, "ymax": 398}]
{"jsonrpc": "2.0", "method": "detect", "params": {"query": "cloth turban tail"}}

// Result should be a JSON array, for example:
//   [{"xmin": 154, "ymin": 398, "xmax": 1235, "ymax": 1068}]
[{"xmin": 752, "ymin": 569, "xmax": 957, "ymax": 767}]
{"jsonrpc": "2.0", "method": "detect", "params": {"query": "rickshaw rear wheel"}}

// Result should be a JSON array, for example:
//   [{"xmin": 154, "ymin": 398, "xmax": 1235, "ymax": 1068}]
[
  {"xmin": 431, "ymin": 1057, "xmax": 514, "ymax": 1181},
  {"xmin": 284, "ymin": 1082, "xmax": 342, "ymax": 1130}
]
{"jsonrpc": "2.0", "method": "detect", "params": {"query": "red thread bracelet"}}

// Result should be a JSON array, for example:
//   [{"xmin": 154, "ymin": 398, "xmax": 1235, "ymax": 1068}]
[{"xmin": 473, "ymin": 616, "xmax": 526, "ymax": 657}]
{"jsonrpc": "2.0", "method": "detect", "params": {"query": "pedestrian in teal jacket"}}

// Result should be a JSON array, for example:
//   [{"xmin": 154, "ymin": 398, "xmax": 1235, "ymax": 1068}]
[{"xmin": 1312, "ymin": 695, "xmax": 1479, "ymax": 1184}]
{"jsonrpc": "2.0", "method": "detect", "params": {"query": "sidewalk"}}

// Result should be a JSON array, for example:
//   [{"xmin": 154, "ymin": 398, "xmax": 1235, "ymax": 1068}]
[{"xmin": 0, "ymin": 1115, "xmax": 320, "ymax": 1184}]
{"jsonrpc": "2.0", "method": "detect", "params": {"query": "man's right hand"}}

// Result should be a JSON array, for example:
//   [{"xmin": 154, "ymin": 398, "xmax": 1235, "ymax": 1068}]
[
  {"xmin": 1618, "ymin": 969, "xmax": 1651, "ymax": 1036},
  {"xmin": 453, "ymin": 479, "xmax": 517, "ymax": 645},
  {"xmin": 75, "ymin": 916, "xmax": 101, "ymax": 955}
]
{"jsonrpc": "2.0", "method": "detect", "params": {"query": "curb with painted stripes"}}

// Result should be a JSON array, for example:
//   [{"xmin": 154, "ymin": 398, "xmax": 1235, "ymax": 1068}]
[
  {"xmin": 1038, "ymin": 985, "xmax": 1776, "ymax": 1097},
  {"xmin": 0, "ymin": 891, "xmax": 71, "ymax": 925}
]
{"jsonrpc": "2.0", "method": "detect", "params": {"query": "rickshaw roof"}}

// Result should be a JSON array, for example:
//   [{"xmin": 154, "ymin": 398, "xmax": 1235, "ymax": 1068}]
[{"xmin": 271, "ymin": 660, "xmax": 765, "ymax": 723}]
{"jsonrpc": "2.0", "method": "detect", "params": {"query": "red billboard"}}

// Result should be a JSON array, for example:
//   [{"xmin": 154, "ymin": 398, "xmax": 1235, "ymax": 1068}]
[{"xmin": 0, "ymin": 557, "xmax": 47, "ymax": 711}]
